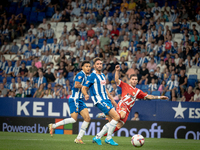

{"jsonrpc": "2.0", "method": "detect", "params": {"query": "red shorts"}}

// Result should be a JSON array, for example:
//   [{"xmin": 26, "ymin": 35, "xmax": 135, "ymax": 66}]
[{"xmin": 116, "ymin": 101, "xmax": 130, "ymax": 124}]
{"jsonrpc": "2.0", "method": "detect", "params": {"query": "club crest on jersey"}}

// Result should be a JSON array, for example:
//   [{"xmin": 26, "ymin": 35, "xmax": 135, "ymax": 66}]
[
  {"xmin": 86, "ymin": 81, "xmax": 89, "ymax": 84},
  {"xmin": 78, "ymin": 76, "xmax": 82, "ymax": 79},
  {"xmin": 107, "ymin": 106, "xmax": 110, "ymax": 109},
  {"xmin": 101, "ymin": 80, "xmax": 106, "ymax": 85},
  {"xmin": 76, "ymin": 107, "xmax": 78, "ymax": 111},
  {"xmin": 133, "ymin": 92, "xmax": 135, "ymax": 95}
]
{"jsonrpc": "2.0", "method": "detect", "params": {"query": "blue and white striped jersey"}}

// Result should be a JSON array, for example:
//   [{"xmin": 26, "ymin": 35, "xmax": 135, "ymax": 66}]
[
  {"xmin": 137, "ymin": 57, "xmax": 149, "ymax": 68},
  {"xmin": 25, "ymin": 34, "xmax": 35, "ymax": 43},
  {"xmin": 149, "ymin": 83, "xmax": 157, "ymax": 91},
  {"xmin": 24, "ymin": 50, "xmax": 33, "ymax": 59},
  {"xmin": 84, "ymin": 70, "xmax": 109, "ymax": 105},
  {"xmin": 0, "ymin": 61, "xmax": 7, "ymax": 70},
  {"xmin": 167, "ymin": 80, "xmax": 178, "ymax": 90},
  {"xmin": 52, "ymin": 13, "xmax": 62, "ymax": 21},
  {"xmin": 55, "ymin": 77, "xmax": 66, "ymax": 88},
  {"xmin": 4, "ymin": 66, "xmax": 14, "ymax": 74},
  {"xmin": 196, "ymin": 14, "xmax": 200, "ymax": 21},
  {"xmin": 40, "ymin": 44, "xmax": 50, "ymax": 53},
  {"xmin": 70, "ymin": 70, "xmax": 87, "ymax": 100}
]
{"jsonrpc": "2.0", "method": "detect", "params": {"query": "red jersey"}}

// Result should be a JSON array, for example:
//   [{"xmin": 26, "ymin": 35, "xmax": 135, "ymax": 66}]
[{"xmin": 118, "ymin": 80, "xmax": 148, "ymax": 111}]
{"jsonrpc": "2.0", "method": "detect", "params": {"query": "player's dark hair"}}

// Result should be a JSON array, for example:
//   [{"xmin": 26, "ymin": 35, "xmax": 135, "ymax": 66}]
[
  {"xmin": 196, "ymin": 88, "xmax": 200, "ymax": 91},
  {"xmin": 130, "ymin": 74, "xmax": 138, "ymax": 79},
  {"xmin": 81, "ymin": 61, "xmax": 90, "ymax": 67},
  {"xmin": 135, "ymin": 112, "xmax": 139, "ymax": 114},
  {"xmin": 93, "ymin": 57, "xmax": 102, "ymax": 64}
]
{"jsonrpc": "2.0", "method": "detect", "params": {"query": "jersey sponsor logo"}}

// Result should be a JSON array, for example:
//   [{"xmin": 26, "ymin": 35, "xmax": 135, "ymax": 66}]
[
  {"xmin": 100, "ymin": 80, "xmax": 106, "ymax": 85},
  {"xmin": 78, "ymin": 76, "xmax": 82, "ymax": 79}
]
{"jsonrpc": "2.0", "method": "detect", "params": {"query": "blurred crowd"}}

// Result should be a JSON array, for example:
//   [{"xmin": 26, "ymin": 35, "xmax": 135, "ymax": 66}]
[{"xmin": 0, "ymin": 0, "xmax": 200, "ymax": 102}]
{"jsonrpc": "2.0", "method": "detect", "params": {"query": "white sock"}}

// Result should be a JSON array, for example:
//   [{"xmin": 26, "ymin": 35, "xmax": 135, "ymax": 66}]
[
  {"xmin": 52, "ymin": 118, "xmax": 76, "ymax": 128},
  {"xmin": 76, "ymin": 121, "xmax": 89, "ymax": 140},
  {"xmin": 96, "ymin": 122, "xmax": 109, "ymax": 139},
  {"xmin": 107, "ymin": 120, "xmax": 118, "ymax": 140}
]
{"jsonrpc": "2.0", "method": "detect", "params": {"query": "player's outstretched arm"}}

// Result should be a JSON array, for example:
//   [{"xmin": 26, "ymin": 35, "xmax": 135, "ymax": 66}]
[
  {"xmin": 82, "ymin": 86, "xmax": 90, "ymax": 100},
  {"xmin": 145, "ymin": 95, "xmax": 168, "ymax": 100},
  {"xmin": 106, "ymin": 89, "xmax": 118, "ymax": 107},
  {"xmin": 115, "ymin": 65, "xmax": 121, "ymax": 85}
]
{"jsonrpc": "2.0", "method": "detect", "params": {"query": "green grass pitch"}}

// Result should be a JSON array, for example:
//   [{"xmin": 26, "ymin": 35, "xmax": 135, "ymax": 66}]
[{"xmin": 0, "ymin": 132, "xmax": 200, "ymax": 150}]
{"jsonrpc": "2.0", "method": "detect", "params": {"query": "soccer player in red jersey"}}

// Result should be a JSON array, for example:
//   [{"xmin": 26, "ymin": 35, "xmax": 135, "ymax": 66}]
[{"xmin": 102, "ymin": 65, "xmax": 168, "ymax": 136}]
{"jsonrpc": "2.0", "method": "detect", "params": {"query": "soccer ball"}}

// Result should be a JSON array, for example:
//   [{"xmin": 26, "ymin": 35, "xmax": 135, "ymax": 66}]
[{"xmin": 131, "ymin": 134, "xmax": 145, "ymax": 147}]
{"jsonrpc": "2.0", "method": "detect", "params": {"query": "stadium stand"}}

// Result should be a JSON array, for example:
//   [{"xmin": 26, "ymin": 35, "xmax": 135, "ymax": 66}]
[{"xmin": 0, "ymin": 0, "xmax": 200, "ymax": 102}]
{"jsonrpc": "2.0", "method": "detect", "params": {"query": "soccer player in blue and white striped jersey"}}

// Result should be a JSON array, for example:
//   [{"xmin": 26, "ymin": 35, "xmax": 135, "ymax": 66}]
[
  {"xmin": 49, "ymin": 61, "xmax": 91, "ymax": 144},
  {"xmin": 82, "ymin": 57, "xmax": 119, "ymax": 146}
]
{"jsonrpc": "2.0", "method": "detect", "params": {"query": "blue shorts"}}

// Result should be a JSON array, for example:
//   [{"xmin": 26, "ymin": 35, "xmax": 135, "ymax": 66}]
[
  {"xmin": 96, "ymin": 99, "xmax": 113, "ymax": 115},
  {"xmin": 68, "ymin": 98, "xmax": 87, "ymax": 114}
]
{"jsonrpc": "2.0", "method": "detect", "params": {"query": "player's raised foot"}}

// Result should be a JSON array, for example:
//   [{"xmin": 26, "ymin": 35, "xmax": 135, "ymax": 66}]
[
  {"xmin": 96, "ymin": 113, "xmax": 106, "ymax": 118},
  {"xmin": 48, "ymin": 123, "xmax": 54, "ymax": 137},
  {"xmin": 92, "ymin": 136, "xmax": 102, "ymax": 145},
  {"xmin": 105, "ymin": 138, "xmax": 118, "ymax": 146},
  {"xmin": 74, "ymin": 139, "xmax": 85, "ymax": 144}
]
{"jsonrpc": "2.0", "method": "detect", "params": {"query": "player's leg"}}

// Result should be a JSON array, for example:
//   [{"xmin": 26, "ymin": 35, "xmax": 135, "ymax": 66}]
[
  {"xmin": 93, "ymin": 100, "xmax": 119, "ymax": 145},
  {"xmin": 74, "ymin": 104, "xmax": 91, "ymax": 144},
  {"xmin": 104, "ymin": 108, "xmax": 120, "ymax": 145},
  {"xmin": 48, "ymin": 98, "xmax": 78, "ymax": 137}
]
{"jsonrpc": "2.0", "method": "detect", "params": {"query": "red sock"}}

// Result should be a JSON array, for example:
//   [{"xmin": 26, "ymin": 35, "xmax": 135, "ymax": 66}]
[{"xmin": 104, "ymin": 126, "xmax": 119, "ymax": 136}]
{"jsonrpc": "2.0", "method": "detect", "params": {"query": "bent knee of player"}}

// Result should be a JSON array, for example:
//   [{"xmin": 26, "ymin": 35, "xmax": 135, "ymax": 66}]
[
  {"xmin": 120, "ymin": 111, "xmax": 126, "ymax": 119},
  {"xmin": 71, "ymin": 114, "xmax": 78, "ymax": 122},
  {"xmin": 84, "ymin": 116, "xmax": 91, "ymax": 122},
  {"xmin": 114, "ymin": 113, "xmax": 120, "ymax": 121}
]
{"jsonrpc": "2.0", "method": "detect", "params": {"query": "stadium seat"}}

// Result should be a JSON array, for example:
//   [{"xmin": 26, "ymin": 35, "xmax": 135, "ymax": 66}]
[
  {"xmin": 148, "ymin": 90, "xmax": 151, "ymax": 95},
  {"xmin": 38, "ymin": 39, "xmax": 45, "ymax": 44},
  {"xmin": 37, "ymin": 43, "xmax": 43, "ymax": 49},
  {"xmin": 47, "ymin": 38, "xmax": 54, "ymax": 44},
  {"xmin": 189, "ymin": 75, "xmax": 197, "ymax": 81},
  {"xmin": 0, "ymin": 77, "xmax": 4, "ymax": 82},
  {"xmin": 6, "ymin": 77, "xmax": 12, "ymax": 83},
  {"xmin": 8, "ymin": 6, "xmax": 16, "ymax": 14},
  {"xmin": 37, "ymin": 12, "xmax": 46, "ymax": 22},
  {"xmin": 31, "ymin": 44, "xmax": 37, "ymax": 49},
  {"xmin": 23, "ymin": 7, "xmax": 31, "ymax": 14},
  {"xmin": 33, "ymin": 2, "xmax": 39, "ymax": 7},
  {"xmin": 10, "ymin": 2, "xmax": 18, "ymax": 6},
  {"xmin": 31, "ymin": 88, "xmax": 37, "ymax": 96},
  {"xmin": 165, "ymin": 91, "xmax": 171, "ymax": 100},
  {"xmin": 188, "ymin": 68, "xmax": 197, "ymax": 74},
  {"xmin": 30, "ymin": 12, "xmax": 37, "ymax": 23},
  {"xmin": 151, "ymin": 91, "xmax": 161, "ymax": 96},
  {"xmin": 174, "ymin": 33, "xmax": 183, "ymax": 40},
  {"xmin": 26, "ymin": 60, "xmax": 32, "ymax": 66},
  {"xmin": 51, "ymin": 82, "xmax": 56, "ymax": 87},
  {"xmin": 31, "ymin": 7, "xmax": 36, "ymax": 12},
  {"xmin": 67, "ymin": 72, "xmax": 74, "ymax": 79},
  {"xmin": 136, "ymin": 85, "xmax": 141, "ymax": 89},
  {"xmin": 190, "ymin": 22, "xmax": 199, "ymax": 29},
  {"xmin": 187, "ymin": 79, "xmax": 196, "ymax": 88},
  {"xmin": 22, "ymin": 77, "xmax": 28, "ymax": 82},
  {"xmin": 141, "ymin": 85, "xmax": 149, "ymax": 90},
  {"xmin": 107, "ymin": 73, "xmax": 113, "ymax": 82},
  {"xmin": 15, "ymin": 7, "xmax": 23, "ymax": 15},
  {"xmin": 165, "ymin": 22, "xmax": 172, "ymax": 29},
  {"xmin": 46, "ymin": 7, "xmax": 54, "ymax": 18}
]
